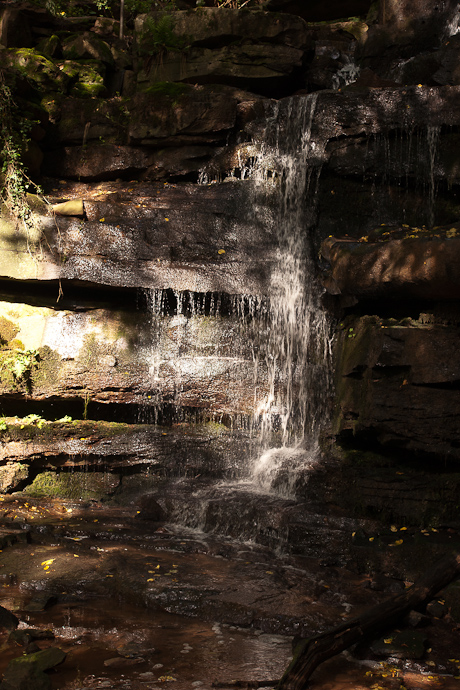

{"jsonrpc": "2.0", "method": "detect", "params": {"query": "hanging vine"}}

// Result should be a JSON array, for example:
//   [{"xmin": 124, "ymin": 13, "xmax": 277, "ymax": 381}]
[{"xmin": 0, "ymin": 73, "xmax": 43, "ymax": 231}]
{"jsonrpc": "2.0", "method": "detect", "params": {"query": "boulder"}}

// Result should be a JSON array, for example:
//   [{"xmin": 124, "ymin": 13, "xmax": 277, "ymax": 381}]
[
  {"xmin": 44, "ymin": 142, "xmax": 219, "ymax": 180},
  {"xmin": 135, "ymin": 44, "xmax": 304, "ymax": 93},
  {"xmin": 58, "ymin": 60, "xmax": 107, "ymax": 98},
  {"xmin": 333, "ymin": 315, "xmax": 460, "ymax": 458},
  {"xmin": 0, "ymin": 8, "xmax": 32, "ymax": 48},
  {"xmin": 0, "ymin": 648, "xmax": 66, "ymax": 690},
  {"xmin": 0, "ymin": 462, "xmax": 28, "ymax": 492},
  {"xmin": 128, "ymin": 84, "xmax": 238, "ymax": 142},
  {"xmin": 0, "ymin": 605, "xmax": 19, "ymax": 631},
  {"xmin": 62, "ymin": 32, "xmax": 114, "ymax": 66},
  {"xmin": 1, "ymin": 48, "xmax": 69, "ymax": 92},
  {"xmin": 46, "ymin": 96, "xmax": 127, "ymax": 145},
  {"xmin": 321, "ymin": 234, "xmax": 460, "ymax": 300},
  {"xmin": 134, "ymin": 8, "xmax": 310, "ymax": 51},
  {"xmin": 0, "ymin": 181, "xmax": 278, "ymax": 295}
]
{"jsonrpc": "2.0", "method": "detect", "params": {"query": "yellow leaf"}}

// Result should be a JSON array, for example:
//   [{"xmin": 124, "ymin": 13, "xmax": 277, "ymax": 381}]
[
  {"xmin": 390, "ymin": 525, "xmax": 397, "ymax": 532},
  {"xmin": 266, "ymin": 570, "xmax": 273, "ymax": 574},
  {"xmin": 164, "ymin": 218, "xmax": 169, "ymax": 221},
  {"xmin": 74, "ymin": 554, "xmax": 79, "ymax": 557},
  {"xmin": 400, "ymin": 526, "xmax": 407, "ymax": 530},
  {"xmin": 369, "ymin": 537, "xmax": 374, "ymax": 541},
  {"xmin": 147, "ymin": 578, "xmax": 154, "ymax": 582},
  {"xmin": 218, "ymin": 249, "xmax": 226, "ymax": 254},
  {"xmin": 99, "ymin": 218, "xmax": 105, "ymax": 222},
  {"xmin": 394, "ymin": 539, "xmax": 403, "ymax": 545},
  {"xmin": 41, "ymin": 559, "xmax": 55, "ymax": 566},
  {"xmin": 384, "ymin": 638, "xmax": 393, "ymax": 644}
]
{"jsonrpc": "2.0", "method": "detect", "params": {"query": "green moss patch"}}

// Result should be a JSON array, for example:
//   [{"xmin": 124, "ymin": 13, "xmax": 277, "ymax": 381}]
[{"xmin": 24, "ymin": 469, "xmax": 118, "ymax": 500}]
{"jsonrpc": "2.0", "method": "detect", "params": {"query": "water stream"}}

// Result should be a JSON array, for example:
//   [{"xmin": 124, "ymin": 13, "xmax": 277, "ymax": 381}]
[{"xmin": 143, "ymin": 95, "xmax": 333, "ymax": 503}]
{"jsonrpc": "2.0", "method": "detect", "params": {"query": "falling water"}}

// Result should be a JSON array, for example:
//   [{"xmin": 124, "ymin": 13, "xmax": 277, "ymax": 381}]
[
  {"xmin": 142, "ymin": 95, "xmax": 333, "ymax": 502},
  {"xmin": 250, "ymin": 95, "xmax": 332, "ymax": 448},
  {"xmin": 241, "ymin": 95, "xmax": 333, "ymax": 495}
]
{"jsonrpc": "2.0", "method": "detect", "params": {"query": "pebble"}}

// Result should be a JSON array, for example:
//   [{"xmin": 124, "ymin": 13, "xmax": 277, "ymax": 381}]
[
  {"xmin": 138, "ymin": 672, "xmax": 155, "ymax": 679},
  {"xmin": 152, "ymin": 663, "xmax": 164, "ymax": 669},
  {"xmin": 192, "ymin": 682, "xmax": 204, "ymax": 687}
]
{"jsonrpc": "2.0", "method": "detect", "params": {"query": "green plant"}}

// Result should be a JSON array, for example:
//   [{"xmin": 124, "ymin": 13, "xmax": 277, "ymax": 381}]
[
  {"xmin": 137, "ymin": 11, "xmax": 189, "ymax": 59},
  {"xmin": 141, "ymin": 80, "xmax": 188, "ymax": 98},
  {"xmin": 0, "ymin": 418, "xmax": 8, "ymax": 431},
  {"xmin": 83, "ymin": 392, "xmax": 91, "ymax": 419},
  {"xmin": 21, "ymin": 413, "xmax": 46, "ymax": 429},
  {"xmin": 0, "ymin": 348, "xmax": 40, "ymax": 393},
  {"xmin": 214, "ymin": 0, "xmax": 252, "ymax": 7},
  {"xmin": 0, "ymin": 81, "xmax": 43, "ymax": 235}
]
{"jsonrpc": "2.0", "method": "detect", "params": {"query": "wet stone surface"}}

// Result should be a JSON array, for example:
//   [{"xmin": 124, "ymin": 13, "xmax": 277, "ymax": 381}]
[{"xmin": 0, "ymin": 498, "xmax": 459, "ymax": 690}]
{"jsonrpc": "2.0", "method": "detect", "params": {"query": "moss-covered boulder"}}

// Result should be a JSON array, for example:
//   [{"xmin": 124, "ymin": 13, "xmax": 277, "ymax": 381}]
[
  {"xmin": 1, "ymin": 647, "xmax": 66, "ymax": 690},
  {"xmin": 58, "ymin": 59, "xmax": 107, "ymax": 98},
  {"xmin": 1, "ymin": 48, "xmax": 69, "ymax": 92}
]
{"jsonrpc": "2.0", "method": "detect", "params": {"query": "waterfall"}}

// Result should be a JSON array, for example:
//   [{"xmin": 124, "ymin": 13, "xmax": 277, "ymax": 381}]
[{"xmin": 249, "ymin": 95, "xmax": 333, "ymax": 450}]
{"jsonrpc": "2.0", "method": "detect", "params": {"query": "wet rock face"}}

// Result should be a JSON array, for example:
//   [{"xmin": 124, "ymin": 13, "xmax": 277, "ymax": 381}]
[
  {"xmin": 321, "ymin": 235, "xmax": 460, "ymax": 301},
  {"xmin": 2, "ymin": 1, "xmax": 460, "ymax": 532},
  {"xmin": 333, "ymin": 314, "xmax": 460, "ymax": 459},
  {"xmin": 133, "ymin": 8, "xmax": 309, "ymax": 95}
]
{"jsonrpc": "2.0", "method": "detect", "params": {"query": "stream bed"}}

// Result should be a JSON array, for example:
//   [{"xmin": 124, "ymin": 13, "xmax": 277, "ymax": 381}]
[{"xmin": 1, "ymin": 496, "xmax": 460, "ymax": 690}]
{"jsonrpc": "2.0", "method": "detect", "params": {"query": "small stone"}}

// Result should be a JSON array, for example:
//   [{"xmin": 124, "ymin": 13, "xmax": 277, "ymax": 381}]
[
  {"xmin": 426, "ymin": 600, "xmax": 448, "ymax": 618},
  {"xmin": 406, "ymin": 610, "xmax": 429, "ymax": 627},
  {"xmin": 0, "ymin": 604, "xmax": 19, "ymax": 631}
]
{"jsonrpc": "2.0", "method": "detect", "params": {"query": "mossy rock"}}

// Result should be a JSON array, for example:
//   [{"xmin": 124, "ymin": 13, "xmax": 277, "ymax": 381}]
[
  {"xmin": 59, "ymin": 59, "xmax": 107, "ymax": 98},
  {"xmin": 24, "ymin": 470, "xmax": 119, "ymax": 499},
  {"xmin": 33, "ymin": 345, "xmax": 62, "ymax": 392},
  {"xmin": 36, "ymin": 34, "xmax": 60, "ymax": 58},
  {"xmin": 0, "ymin": 316, "xmax": 19, "ymax": 345},
  {"xmin": 0, "ymin": 348, "xmax": 39, "ymax": 393},
  {"xmin": 2, "ymin": 47, "xmax": 69, "ymax": 92}
]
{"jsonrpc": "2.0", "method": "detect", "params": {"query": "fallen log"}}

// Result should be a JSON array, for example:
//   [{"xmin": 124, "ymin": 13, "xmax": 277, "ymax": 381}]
[{"xmin": 277, "ymin": 550, "xmax": 460, "ymax": 690}]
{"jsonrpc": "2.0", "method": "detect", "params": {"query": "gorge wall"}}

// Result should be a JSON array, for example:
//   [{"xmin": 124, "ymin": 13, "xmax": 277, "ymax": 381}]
[{"xmin": 1, "ymin": 0, "xmax": 460, "ymax": 559}]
